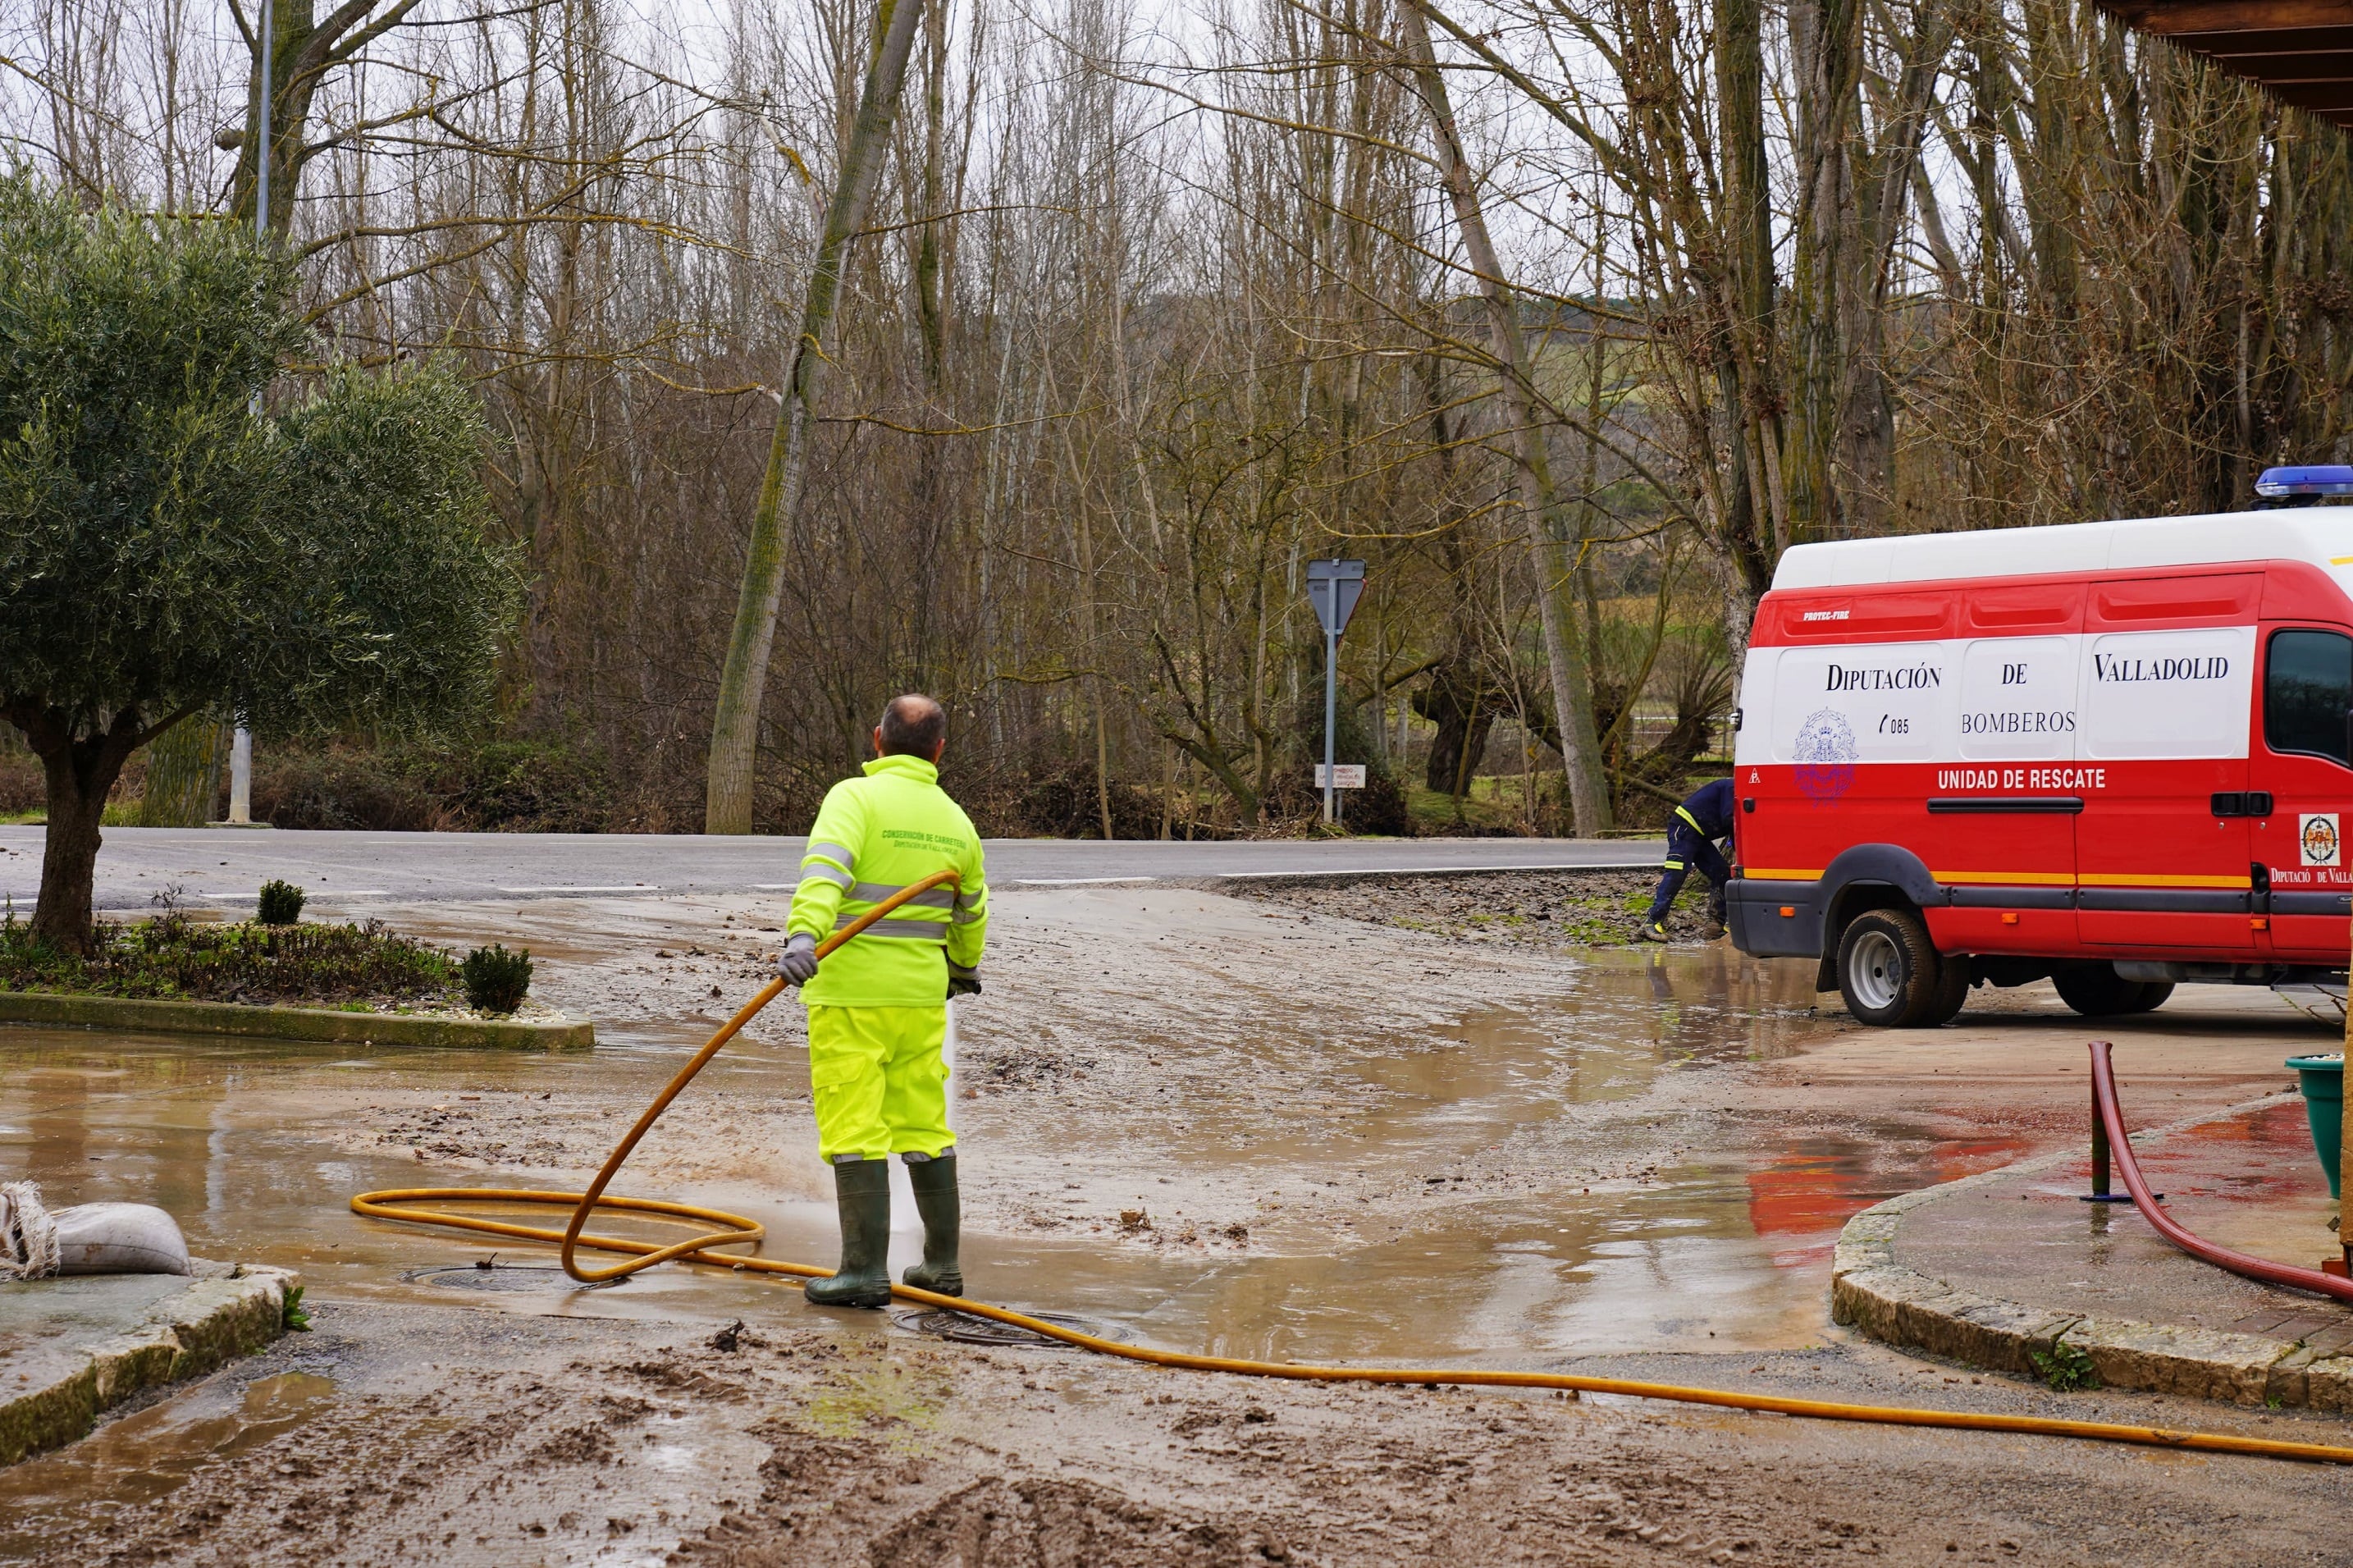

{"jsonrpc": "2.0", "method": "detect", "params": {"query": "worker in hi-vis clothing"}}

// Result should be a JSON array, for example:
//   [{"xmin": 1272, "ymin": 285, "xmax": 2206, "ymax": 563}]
[
  {"xmin": 774, "ymin": 693, "xmax": 988, "ymax": 1308},
  {"xmin": 1634, "ymin": 775, "xmax": 1734, "ymax": 943}
]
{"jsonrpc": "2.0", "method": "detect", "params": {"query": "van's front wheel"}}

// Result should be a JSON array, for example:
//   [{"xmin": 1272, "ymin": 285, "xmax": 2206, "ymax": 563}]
[{"xmin": 1836, "ymin": 908, "xmax": 1947, "ymax": 1027}]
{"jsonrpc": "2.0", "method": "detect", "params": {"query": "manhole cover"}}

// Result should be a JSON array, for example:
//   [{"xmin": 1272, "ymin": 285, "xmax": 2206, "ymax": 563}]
[
  {"xmin": 893, "ymin": 1309, "xmax": 1125, "ymax": 1347},
  {"xmin": 404, "ymin": 1263, "xmax": 621, "ymax": 1293}
]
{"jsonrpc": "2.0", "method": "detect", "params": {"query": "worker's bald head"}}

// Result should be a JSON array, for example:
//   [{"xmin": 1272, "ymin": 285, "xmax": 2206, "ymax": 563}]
[{"xmin": 875, "ymin": 693, "xmax": 948, "ymax": 761}]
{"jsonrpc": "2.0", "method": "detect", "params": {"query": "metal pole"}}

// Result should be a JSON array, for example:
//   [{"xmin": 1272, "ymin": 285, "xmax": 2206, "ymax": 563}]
[
  {"xmin": 2081, "ymin": 1040, "xmax": 2145, "ymax": 1204},
  {"xmin": 2089, "ymin": 1074, "xmax": 2110, "ymax": 1199},
  {"xmin": 229, "ymin": 0, "xmax": 271, "ymax": 828},
  {"xmin": 1323, "ymin": 626, "xmax": 1337, "ymax": 825}
]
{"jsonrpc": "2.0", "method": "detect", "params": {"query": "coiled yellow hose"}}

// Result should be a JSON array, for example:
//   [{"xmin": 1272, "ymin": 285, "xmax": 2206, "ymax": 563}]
[{"xmin": 353, "ymin": 873, "xmax": 2353, "ymax": 1467}]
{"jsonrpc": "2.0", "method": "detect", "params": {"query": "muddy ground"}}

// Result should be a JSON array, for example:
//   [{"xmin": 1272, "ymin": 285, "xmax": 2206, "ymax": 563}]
[
  {"xmin": 16, "ymin": 1296, "xmax": 2353, "ymax": 1568},
  {"xmin": 1237, "ymin": 867, "xmax": 1723, "ymax": 949},
  {"xmin": 5, "ymin": 873, "xmax": 2349, "ymax": 1565}
]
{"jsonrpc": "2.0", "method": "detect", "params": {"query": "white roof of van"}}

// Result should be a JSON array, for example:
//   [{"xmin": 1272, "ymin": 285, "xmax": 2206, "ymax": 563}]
[{"xmin": 1771, "ymin": 509, "xmax": 2353, "ymax": 591}]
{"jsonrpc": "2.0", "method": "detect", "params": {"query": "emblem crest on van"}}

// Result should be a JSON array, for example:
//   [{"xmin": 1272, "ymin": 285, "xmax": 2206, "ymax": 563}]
[
  {"xmin": 1793, "ymin": 708, "xmax": 1858, "ymax": 804},
  {"xmin": 2300, "ymin": 812, "xmax": 2340, "ymax": 868}
]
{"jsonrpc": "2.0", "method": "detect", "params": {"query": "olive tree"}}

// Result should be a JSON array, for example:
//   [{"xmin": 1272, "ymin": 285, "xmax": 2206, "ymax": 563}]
[{"xmin": 0, "ymin": 177, "xmax": 520, "ymax": 949}]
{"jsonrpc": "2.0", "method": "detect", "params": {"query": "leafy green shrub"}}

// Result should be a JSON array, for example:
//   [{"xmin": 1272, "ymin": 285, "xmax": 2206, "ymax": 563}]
[
  {"xmin": 256, "ymin": 880, "xmax": 306, "ymax": 926},
  {"xmin": 2030, "ymin": 1341, "xmax": 2101, "ymax": 1392},
  {"xmin": 460, "ymin": 944, "xmax": 532, "ymax": 1014},
  {"xmin": 0, "ymin": 909, "xmax": 457, "ymax": 1005}
]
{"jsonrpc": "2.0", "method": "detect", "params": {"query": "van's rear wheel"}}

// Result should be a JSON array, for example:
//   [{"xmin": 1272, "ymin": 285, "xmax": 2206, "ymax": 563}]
[
  {"xmin": 2054, "ymin": 965, "xmax": 2172, "ymax": 1017},
  {"xmin": 1837, "ymin": 908, "xmax": 1946, "ymax": 1027}
]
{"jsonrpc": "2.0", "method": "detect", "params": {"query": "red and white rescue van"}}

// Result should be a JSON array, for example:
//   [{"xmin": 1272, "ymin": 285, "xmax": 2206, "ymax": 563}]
[{"xmin": 1727, "ymin": 510, "xmax": 2353, "ymax": 1026}]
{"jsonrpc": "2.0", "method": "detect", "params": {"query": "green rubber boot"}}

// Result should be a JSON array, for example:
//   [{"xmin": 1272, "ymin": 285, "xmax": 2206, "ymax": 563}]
[
  {"xmin": 805, "ymin": 1157, "xmax": 893, "ymax": 1309},
  {"xmin": 902, "ymin": 1154, "xmax": 962, "ymax": 1297}
]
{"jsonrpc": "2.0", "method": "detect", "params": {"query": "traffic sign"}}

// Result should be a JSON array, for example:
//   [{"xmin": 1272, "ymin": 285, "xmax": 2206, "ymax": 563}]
[{"xmin": 1306, "ymin": 559, "xmax": 1365, "ymax": 637}]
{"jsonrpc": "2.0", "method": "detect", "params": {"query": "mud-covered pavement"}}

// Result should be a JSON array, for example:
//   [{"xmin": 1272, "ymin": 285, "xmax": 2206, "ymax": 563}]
[{"xmin": 4, "ymin": 874, "xmax": 2349, "ymax": 1564}]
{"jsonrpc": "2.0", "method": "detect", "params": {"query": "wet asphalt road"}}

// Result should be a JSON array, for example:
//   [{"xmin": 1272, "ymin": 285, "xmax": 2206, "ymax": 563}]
[{"xmin": 0, "ymin": 825, "xmax": 1663, "ymax": 914}]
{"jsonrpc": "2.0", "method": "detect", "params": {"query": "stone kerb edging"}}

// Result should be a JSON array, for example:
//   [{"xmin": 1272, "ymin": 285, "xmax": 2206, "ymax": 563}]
[
  {"xmin": 1831, "ymin": 1095, "xmax": 2353, "ymax": 1411},
  {"xmin": 1195, "ymin": 862, "xmax": 1644, "ymax": 894},
  {"xmin": 0, "ymin": 1261, "xmax": 301, "ymax": 1465},
  {"xmin": 0, "ymin": 990, "xmax": 592, "ymax": 1050}
]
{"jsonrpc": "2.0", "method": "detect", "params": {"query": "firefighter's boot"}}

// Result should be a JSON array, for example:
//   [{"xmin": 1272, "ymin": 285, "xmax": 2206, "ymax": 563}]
[
  {"xmin": 901, "ymin": 1153, "xmax": 963, "ymax": 1297},
  {"xmin": 806, "ymin": 1157, "xmax": 893, "ymax": 1309}
]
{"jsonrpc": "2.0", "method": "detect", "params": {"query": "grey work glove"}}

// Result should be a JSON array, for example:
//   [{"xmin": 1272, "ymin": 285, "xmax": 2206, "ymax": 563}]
[
  {"xmin": 776, "ymin": 932, "xmax": 820, "ymax": 986},
  {"xmin": 947, "ymin": 962, "xmax": 982, "ymax": 1000}
]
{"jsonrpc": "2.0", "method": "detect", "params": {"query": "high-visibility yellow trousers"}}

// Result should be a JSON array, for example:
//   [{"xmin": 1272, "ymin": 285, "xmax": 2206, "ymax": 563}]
[{"xmin": 806, "ymin": 1004, "xmax": 953, "ymax": 1162}]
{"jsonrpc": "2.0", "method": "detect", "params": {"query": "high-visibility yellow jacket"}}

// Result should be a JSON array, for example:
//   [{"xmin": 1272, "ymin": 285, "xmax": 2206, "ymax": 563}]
[{"xmin": 787, "ymin": 754, "xmax": 989, "ymax": 1008}]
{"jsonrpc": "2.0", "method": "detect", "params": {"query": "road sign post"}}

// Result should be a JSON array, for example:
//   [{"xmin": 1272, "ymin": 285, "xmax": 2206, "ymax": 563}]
[{"xmin": 1304, "ymin": 560, "xmax": 1366, "ymax": 825}]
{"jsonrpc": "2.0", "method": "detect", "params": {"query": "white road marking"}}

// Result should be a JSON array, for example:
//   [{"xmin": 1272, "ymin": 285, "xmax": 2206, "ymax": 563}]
[
  {"xmin": 1208, "ymin": 862, "xmax": 1634, "ymax": 878},
  {"xmin": 1012, "ymin": 876, "xmax": 1155, "ymax": 886},
  {"xmin": 495, "ymin": 885, "xmax": 659, "ymax": 894}
]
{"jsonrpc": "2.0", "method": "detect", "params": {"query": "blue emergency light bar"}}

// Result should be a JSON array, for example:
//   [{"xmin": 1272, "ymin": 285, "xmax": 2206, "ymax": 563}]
[{"xmin": 2255, "ymin": 464, "xmax": 2353, "ymax": 498}]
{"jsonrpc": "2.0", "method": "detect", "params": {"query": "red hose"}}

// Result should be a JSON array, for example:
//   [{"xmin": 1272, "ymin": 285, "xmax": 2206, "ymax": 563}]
[{"xmin": 2088, "ymin": 1040, "xmax": 2353, "ymax": 1303}]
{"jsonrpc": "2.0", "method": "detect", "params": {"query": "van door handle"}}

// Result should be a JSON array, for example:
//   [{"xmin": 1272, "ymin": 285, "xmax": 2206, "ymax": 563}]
[{"xmin": 2211, "ymin": 792, "xmax": 2274, "ymax": 817}]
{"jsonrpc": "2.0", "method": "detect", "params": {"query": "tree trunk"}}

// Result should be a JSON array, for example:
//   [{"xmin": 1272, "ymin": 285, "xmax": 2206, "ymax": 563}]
[
  {"xmin": 704, "ymin": 0, "xmax": 928, "ymax": 834},
  {"xmin": 232, "ymin": 0, "xmax": 428, "ymax": 238},
  {"xmin": 1399, "ymin": 0, "xmax": 1613, "ymax": 834},
  {"xmin": 1414, "ymin": 660, "xmax": 1499, "ymax": 799},
  {"xmin": 7, "ymin": 705, "xmax": 156, "ymax": 953},
  {"xmin": 34, "ymin": 762, "xmax": 108, "ymax": 952},
  {"xmin": 1714, "ymin": 0, "xmax": 1784, "ymax": 573},
  {"xmin": 1782, "ymin": 0, "xmax": 1864, "ymax": 542}
]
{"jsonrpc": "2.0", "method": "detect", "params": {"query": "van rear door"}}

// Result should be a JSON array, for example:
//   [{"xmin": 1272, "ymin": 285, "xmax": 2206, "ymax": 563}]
[
  {"xmin": 2075, "ymin": 574, "xmax": 2262, "ymax": 951},
  {"xmin": 2254, "ymin": 624, "xmax": 2353, "ymax": 960}
]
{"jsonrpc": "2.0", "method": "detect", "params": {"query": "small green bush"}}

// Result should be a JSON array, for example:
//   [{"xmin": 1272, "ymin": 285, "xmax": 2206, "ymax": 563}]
[
  {"xmin": 2030, "ymin": 1341, "xmax": 2101, "ymax": 1392},
  {"xmin": 461, "ymin": 944, "xmax": 532, "ymax": 1014},
  {"xmin": 256, "ymin": 880, "xmax": 306, "ymax": 926},
  {"xmin": 0, "ymin": 909, "xmax": 456, "ymax": 1004}
]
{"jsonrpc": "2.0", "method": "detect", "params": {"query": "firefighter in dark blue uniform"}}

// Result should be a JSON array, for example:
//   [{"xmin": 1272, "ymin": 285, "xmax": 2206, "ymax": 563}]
[{"xmin": 1636, "ymin": 777, "xmax": 1735, "ymax": 941}]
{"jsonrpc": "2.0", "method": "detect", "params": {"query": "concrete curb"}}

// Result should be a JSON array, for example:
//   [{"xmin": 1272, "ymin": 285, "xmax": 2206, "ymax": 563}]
[
  {"xmin": 1831, "ymin": 1099, "xmax": 2353, "ymax": 1411},
  {"xmin": 0, "ymin": 990, "xmax": 592, "ymax": 1050},
  {"xmin": 0, "ymin": 1261, "xmax": 301, "ymax": 1465}
]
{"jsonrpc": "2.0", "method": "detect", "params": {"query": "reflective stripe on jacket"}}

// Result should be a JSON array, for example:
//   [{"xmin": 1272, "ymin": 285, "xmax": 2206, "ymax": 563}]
[{"xmin": 787, "ymin": 754, "xmax": 989, "ymax": 1008}]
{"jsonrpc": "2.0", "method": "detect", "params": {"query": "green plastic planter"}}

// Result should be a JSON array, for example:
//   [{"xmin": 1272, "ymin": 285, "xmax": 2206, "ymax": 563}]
[{"xmin": 2286, "ymin": 1054, "xmax": 2343, "ymax": 1200}]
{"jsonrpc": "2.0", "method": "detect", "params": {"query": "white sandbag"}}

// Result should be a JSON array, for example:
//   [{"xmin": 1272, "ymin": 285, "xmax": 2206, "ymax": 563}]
[
  {"xmin": 52, "ymin": 1202, "xmax": 191, "ymax": 1277},
  {"xmin": 0, "ymin": 1181, "xmax": 61, "ymax": 1281}
]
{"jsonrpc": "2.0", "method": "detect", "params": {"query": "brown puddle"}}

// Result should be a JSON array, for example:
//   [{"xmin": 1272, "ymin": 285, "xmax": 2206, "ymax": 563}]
[
  {"xmin": 0, "ymin": 1372, "xmax": 336, "ymax": 1561},
  {"xmin": 0, "ymin": 945, "xmax": 2049, "ymax": 1373}
]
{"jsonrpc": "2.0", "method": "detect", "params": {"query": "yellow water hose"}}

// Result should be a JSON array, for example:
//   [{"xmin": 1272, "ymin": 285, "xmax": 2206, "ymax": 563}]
[{"xmin": 353, "ymin": 873, "xmax": 2353, "ymax": 1468}]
